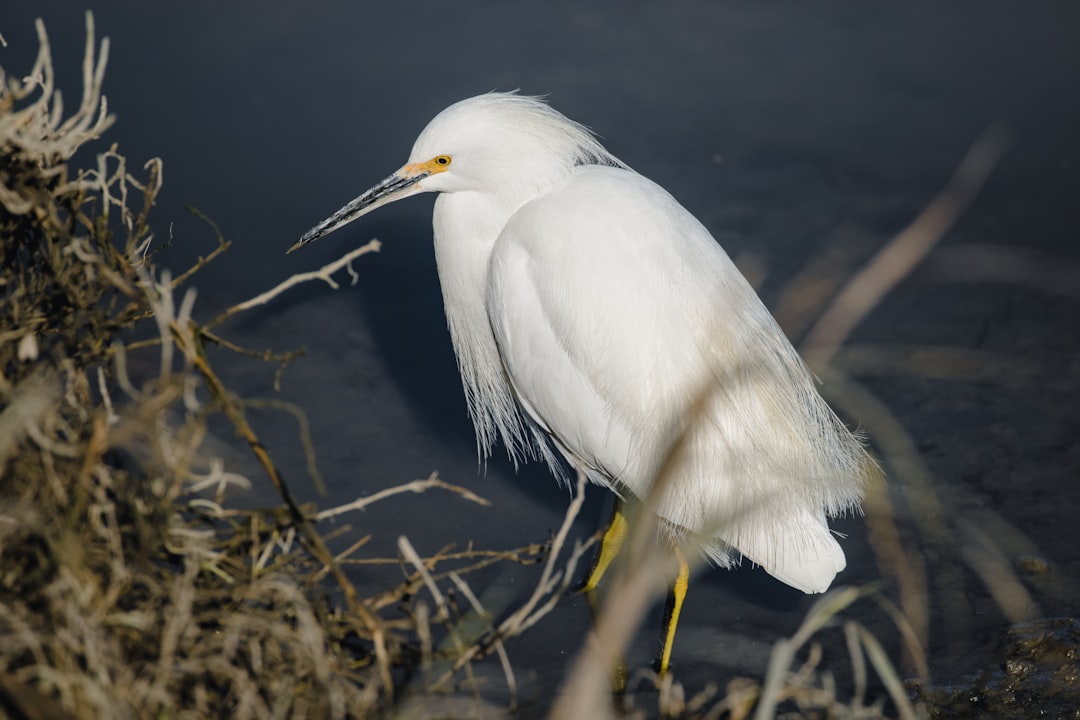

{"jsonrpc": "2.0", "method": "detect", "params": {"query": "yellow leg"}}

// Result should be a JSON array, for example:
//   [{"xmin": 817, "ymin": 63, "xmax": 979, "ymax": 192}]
[
  {"xmin": 576, "ymin": 500, "xmax": 629, "ymax": 693},
  {"xmin": 657, "ymin": 550, "xmax": 690, "ymax": 676},
  {"xmin": 579, "ymin": 501, "xmax": 628, "ymax": 593}
]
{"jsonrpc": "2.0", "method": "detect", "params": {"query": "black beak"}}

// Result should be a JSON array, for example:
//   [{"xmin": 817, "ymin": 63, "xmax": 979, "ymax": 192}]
[{"xmin": 287, "ymin": 170, "xmax": 428, "ymax": 254}]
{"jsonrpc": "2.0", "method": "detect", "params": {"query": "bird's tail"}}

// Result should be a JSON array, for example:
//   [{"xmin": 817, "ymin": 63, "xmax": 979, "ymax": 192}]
[{"xmin": 703, "ymin": 511, "xmax": 846, "ymax": 594}]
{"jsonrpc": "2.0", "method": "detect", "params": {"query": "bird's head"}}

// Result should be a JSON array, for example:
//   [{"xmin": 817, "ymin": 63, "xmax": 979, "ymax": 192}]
[{"xmin": 288, "ymin": 92, "xmax": 621, "ymax": 253}]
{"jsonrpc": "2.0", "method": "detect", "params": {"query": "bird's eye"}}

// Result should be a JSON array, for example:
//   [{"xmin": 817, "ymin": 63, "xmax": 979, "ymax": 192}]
[{"xmin": 434, "ymin": 155, "xmax": 451, "ymax": 166}]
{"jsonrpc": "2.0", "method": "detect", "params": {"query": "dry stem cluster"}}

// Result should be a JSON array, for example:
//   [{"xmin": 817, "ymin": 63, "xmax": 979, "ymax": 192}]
[{"xmin": 0, "ymin": 15, "xmax": 570, "ymax": 720}]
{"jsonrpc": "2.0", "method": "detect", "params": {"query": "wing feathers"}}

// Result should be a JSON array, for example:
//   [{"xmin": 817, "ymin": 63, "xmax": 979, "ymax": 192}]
[{"xmin": 487, "ymin": 165, "xmax": 871, "ymax": 593}]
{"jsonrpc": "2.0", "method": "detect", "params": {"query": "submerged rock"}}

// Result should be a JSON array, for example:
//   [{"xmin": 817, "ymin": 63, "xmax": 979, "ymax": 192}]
[{"xmin": 912, "ymin": 617, "xmax": 1080, "ymax": 719}]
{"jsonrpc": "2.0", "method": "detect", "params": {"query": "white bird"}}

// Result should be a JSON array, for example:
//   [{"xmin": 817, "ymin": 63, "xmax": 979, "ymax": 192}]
[{"xmin": 291, "ymin": 92, "xmax": 874, "ymax": 674}]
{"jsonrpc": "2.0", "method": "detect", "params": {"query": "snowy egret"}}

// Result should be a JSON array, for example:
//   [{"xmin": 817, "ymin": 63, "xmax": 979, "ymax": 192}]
[{"xmin": 291, "ymin": 93, "xmax": 874, "ymax": 674}]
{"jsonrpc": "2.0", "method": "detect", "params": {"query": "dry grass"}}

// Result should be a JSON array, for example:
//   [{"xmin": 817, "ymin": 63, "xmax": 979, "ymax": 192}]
[{"xmin": 0, "ymin": 14, "xmax": 583, "ymax": 719}]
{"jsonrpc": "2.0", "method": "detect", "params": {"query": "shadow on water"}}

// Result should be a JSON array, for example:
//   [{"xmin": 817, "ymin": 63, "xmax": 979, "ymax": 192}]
[{"xmin": 246, "ymin": 197, "xmax": 591, "ymax": 519}]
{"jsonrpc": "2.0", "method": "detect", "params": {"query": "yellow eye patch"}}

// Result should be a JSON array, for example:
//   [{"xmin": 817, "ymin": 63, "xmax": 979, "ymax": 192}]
[{"xmin": 404, "ymin": 155, "xmax": 452, "ymax": 177}]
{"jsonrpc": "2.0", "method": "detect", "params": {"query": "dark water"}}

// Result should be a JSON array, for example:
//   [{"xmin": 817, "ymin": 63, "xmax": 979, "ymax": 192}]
[{"xmin": 3, "ymin": 2, "xmax": 1079, "ymax": 716}]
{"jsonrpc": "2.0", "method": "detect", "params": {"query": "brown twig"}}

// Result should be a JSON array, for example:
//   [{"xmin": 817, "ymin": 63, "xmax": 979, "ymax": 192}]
[
  {"xmin": 169, "ymin": 206, "xmax": 232, "ymax": 289},
  {"xmin": 183, "ymin": 327, "xmax": 392, "ymax": 692},
  {"xmin": 432, "ymin": 471, "xmax": 594, "ymax": 690},
  {"xmin": 316, "ymin": 472, "xmax": 490, "ymax": 521},
  {"xmin": 801, "ymin": 125, "xmax": 1011, "ymax": 371},
  {"xmin": 204, "ymin": 239, "xmax": 382, "ymax": 330}
]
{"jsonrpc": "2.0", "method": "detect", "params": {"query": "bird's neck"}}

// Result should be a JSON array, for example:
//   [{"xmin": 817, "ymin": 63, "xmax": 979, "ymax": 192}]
[{"xmin": 430, "ymin": 191, "xmax": 534, "ymax": 463}]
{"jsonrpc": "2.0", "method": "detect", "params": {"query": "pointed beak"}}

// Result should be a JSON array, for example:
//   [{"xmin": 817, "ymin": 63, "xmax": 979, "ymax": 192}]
[{"xmin": 287, "ymin": 167, "xmax": 429, "ymax": 253}]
